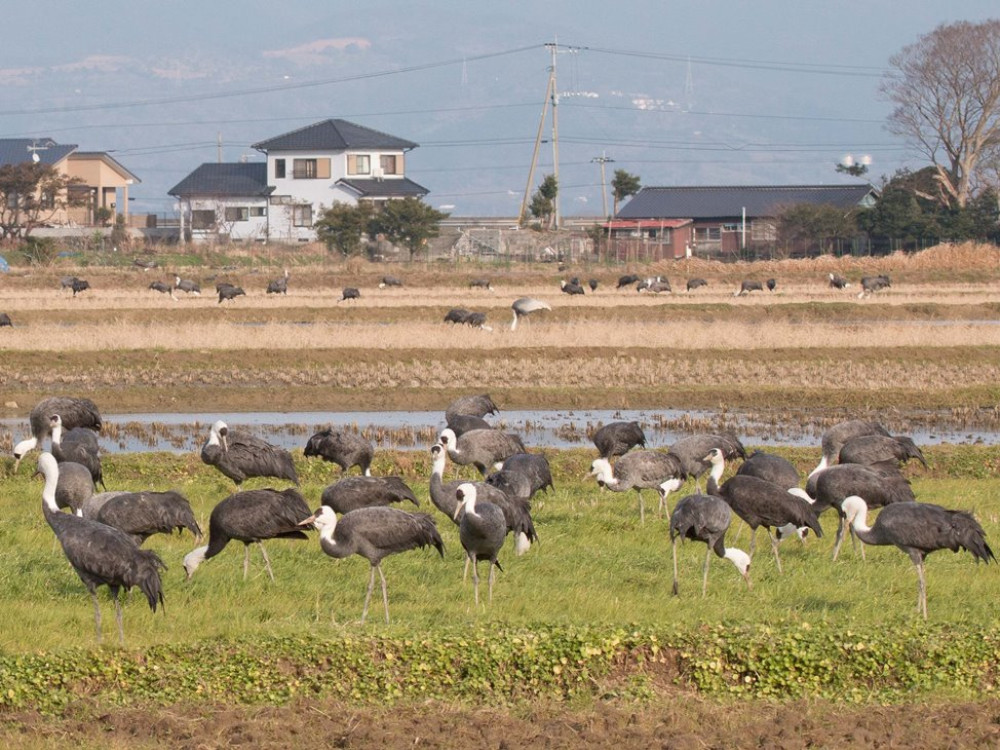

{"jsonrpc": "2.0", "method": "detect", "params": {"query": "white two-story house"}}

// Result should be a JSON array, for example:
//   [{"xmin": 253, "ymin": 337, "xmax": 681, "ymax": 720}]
[{"xmin": 169, "ymin": 119, "xmax": 428, "ymax": 243}]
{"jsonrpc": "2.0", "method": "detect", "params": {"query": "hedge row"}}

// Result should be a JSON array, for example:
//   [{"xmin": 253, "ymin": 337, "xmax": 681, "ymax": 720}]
[{"xmin": 2, "ymin": 623, "xmax": 997, "ymax": 713}]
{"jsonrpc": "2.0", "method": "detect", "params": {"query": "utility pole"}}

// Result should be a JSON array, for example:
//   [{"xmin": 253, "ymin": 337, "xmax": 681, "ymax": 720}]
[
  {"xmin": 519, "ymin": 73, "xmax": 554, "ymax": 226},
  {"xmin": 548, "ymin": 42, "xmax": 561, "ymax": 229},
  {"xmin": 591, "ymin": 152, "xmax": 614, "ymax": 218},
  {"xmin": 217, "ymin": 132, "xmax": 223, "ymax": 163}
]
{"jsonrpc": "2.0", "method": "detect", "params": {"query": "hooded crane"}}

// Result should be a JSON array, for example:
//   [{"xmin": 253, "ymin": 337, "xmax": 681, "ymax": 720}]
[
  {"xmin": 445, "ymin": 393, "xmax": 499, "ymax": 436},
  {"xmin": 858, "ymin": 274, "xmax": 891, "ymax": 297},
  {"xmin": 806, "ymin": 463, "xmax": 915, "ymax": 560},
  {"xmin": 510, "ymin": 297, "xmax": 551, "ymax": 330},
  {"xmin": 174, "ymin": 275, "xmax": 201, "ymax": 295},
  {"xmin": 455, "ymin": 483, "xmax": 507, "ymax": 605},
  {"xmin": 590, "ymin": 450, "xmax": 686, "ymax": 523},
  {"xmin": 438, "ymin": 427, "xmax": 526, "ymax": 477},
  {"xmin": 149, "ymin": 280, "xmax": 176, "ymax": 299},
  {"xmin": 495, "ymin": 452, "xmax": 554, "ymax": 497},
  {"xmin": 444, "ymin": 308, "xmax": 471, "ymax": 324},
  {"xmin": 201, "ymin": 420, "xmax": 299, "ymax": 486},
  {"xmin": 838, "ymin": 434, "xmax": 927, "ymax": 473},
  {"xmin": 736, "ymin": 280, "xmax": 763, "ymax": 296},
  {"xmin": 593, "ymin": 421, "xmax": 647, "ymax": 459},
  {"xmin": 686, "ymin": 278, "xmax": 708, "ymax": 292},
  {"xmin": 304, "ymin": 427, "xmax": 374, "ymax": 476},
  {"xmin": 616, "ymin": 274, "xmax": 640, "ymax": 289},
  {"xmin": 340, "ymin": 287, "xmax": 360, "ymax": 302},
  {"xmin": 54, "ymin": 461, "xmax": 95, "ymax": 515},
  {"xmin": 13, "ymin": 396, "xmax": 102, "ymax": 471},
  {"xmin": 50, "ymin": 414, "xmax": 104, "ymax": 489},
  {"xmin": 737, "ymin": 451, "xmax": 800, "ymax": 490},
  {"xmin": 217, "ymin": 283, "xmax": 246, "ymax": 303},
  {"xmin": 300, "ymin": 505, "xmax": 443, "ymax": 624},
  {"xmin": 469, "ymin": 278, "xmax": 493, "ymax": 291},
  {"xmin": 95, "ymin": 490, "xmax": 202, "ymax": 546},
  {"xmin": 828, "ymin": 273, "xmax": 850, "ymax": 289},
  {"xmin": 667, "ymin": 433, "xmax": 747, "ymax": 491},
  {"xmin": 0, "ymin": 312, "xmax": 11, "ymax": 327},
  {"xmin": 588, "ymin": 279, "xmax": 599, "ymax": 292},
  {"xmin": 183, "ymin": 487, "xmax": 313, "ymax": 581},
  {"xmin": 36, "ymin": 453, "xmax": 165, "ymax": 645},
  {"xmin": 560, "ymin": 279, "xmax": 585, "ymax": 295},
  {"xmin": 705, "ymin": 448, "xmax": 822, "ymax": 572},
  {"xmin": 378, "ymin": 275, "xmax": 403, "ymax": 288},
  {"xmin": 810, "ymin": 419, "xmax": 891, "ymax": 478},
  {"xmin": 320, "ymin": 475, "xmax": 419, "ymax": 514},
  {"xmin": 669, "ymin": 494, "xmax": 752, "ymax": 596},
  {"xmin": 429, "ymin": 443, "xmax": 535, "ymax": 558},
  {"xmin": 266, "ymin": 269, "xmax": 289, "ymax": 295},
  {"xmin": 842, "ymin": 495, "xmax": 995, "ymax": 619}
]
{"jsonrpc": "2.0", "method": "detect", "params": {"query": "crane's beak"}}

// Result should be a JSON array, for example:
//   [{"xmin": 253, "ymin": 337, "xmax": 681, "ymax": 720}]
[{"xmin": 297, "ymin": 513, "xmax": 317, "ymax": 527}]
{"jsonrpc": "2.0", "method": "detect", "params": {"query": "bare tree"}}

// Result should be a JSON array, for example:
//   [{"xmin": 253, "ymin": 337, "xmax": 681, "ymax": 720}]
[
  {"xmin": 0, "ymin": 163, "xmax": 85, "ymax": 239},
  {"xmin": 881, "ymin": 19, "xmax": 1000, "ymax": 209}
]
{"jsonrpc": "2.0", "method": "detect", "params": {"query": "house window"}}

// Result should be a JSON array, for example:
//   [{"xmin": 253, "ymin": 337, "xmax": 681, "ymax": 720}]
[
  {"xmin": 293, "ymin": 159, "xmax": 317, "ymax": 179},
  {"xmin": 379, "ymin": 154, "xmax": 397, "ymax": 175},
  {"xmin": 722, "ymin": 223, "xmax": 740, "ymax": 232},
  {"xmin": 250, "ymin": 206, "xmax": 266, "ymax": 217},
  {"xmin": 225, "ymin": 207, "xmax": 249, "ymax": 222},
  {"xmin": 695, "ymin": 227, "xmax": 721, "ymax": 242},
  {"xmin": 191, "ymin": 210, "xmax": 216, "ymax": 230},
  {"xmin": 292, "ymin": 204, "xmax": 313, "ymax": 227},
  {"xmin": 274, "ymin": 159, "xmax": 286, "ymax": 179},
  {"xmin": 348, "ymin": 154, "xmax": 371, "ymax": 175}
]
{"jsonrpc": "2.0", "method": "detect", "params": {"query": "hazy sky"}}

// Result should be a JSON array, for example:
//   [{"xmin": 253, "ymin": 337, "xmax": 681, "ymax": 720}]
[{"xmin": 2, "ymin": 2, "xmax": 997, "ymax": 215}]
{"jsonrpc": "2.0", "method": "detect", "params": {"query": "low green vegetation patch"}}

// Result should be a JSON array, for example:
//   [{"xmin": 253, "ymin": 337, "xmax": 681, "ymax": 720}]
[{"xmin": 2, "ymin": 623, "xmax": 998, "ymax": 714}]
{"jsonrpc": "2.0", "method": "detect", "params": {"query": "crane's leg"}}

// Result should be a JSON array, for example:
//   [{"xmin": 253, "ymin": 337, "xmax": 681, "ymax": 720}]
[
  {"xmin": 258, "ymin": 542, "xmax": 275, "ymax": 582},
  {"xmin": 702, "ymin": 546, "xmax": 712, "ymax": 597},
  {"xmin": 361, "ymin": 566, "xmax": 376, "ymax": 624},
  {"xmin": 471, "ymin": 554, "xmax": 480, "ymax": 606},
  {"xmin": 488, "ymin": 561, "xmax": 496, "ymax": 603},
  {"xmin": 768, "ymin": 530, "xmax": 783, "ymax": 574},
  {"xmin": 463, "ymin": 556, "xmax": 470, "ymax": 582},
  {"xmin": 671, "ymin": 538, "xmax": 680, "ymax": 596},
  {"xmin": 916, "ymin": 561, "xmax": 927, "ymax": 620},
  {"xmin": 113, "ymin": 589, "xmax": 125, "ymax": 646},
  {"xmin": 91, "ymin": 591, "xmax": 103, "ymax": 644},
  {"xmin": 378, "ymin": 565, "xmax": 390, "ymax": 624},
  {"xmin": 748, "ymin": 527, "xmax": 757, "ymax": 558},
  {"xmin": 636, "ymin": 490, "xmax": 645, "ymax": 525},
  {"xmin": 832, "ymin": 515, "xmax": 846, "ymax": 560},
  {"xmin": 243, "ymin": 546, "xmax": 251, "ymax": 580}
]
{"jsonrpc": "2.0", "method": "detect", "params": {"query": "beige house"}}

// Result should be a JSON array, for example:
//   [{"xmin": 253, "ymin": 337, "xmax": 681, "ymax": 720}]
[{"xmin": 0, "ymin": 138, "xmax": 140, "ymax": 227}]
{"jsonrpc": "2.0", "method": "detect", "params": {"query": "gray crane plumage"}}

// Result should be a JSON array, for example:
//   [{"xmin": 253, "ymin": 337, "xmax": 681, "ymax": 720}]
[
  {"xmin": 378, "ymin": 275, "xmax": 403, "ymax": 288},
  {"xmin": 589, "ymin": 450, "xmax": 686, "ymax": 523},
  {"xmin": 0, "ymin": 312, "xmax": 12, "ymax": 326},
  {"xmin": 201, "ymin": 420, "xmax": 299, "ymax": 486},
  {"xmin": 81, "ymin": 491, "xmax": 131, "ymax": 520},
  {"xmin": 737, "ymin": 451, "xmax": 800, "ymax": 490},
  {"xmin": 149, "ymin": 280, "xmax": 176, "ymax": 298},
  {"xmin": 320, "ymin": 475, "xmax": 419, "ymax": 514},
  {"xmin": 686, "ymin": 278, "xmax": 708, "ymax": 291},
  {"xmin": 438, "ymin": 427, "xmax": 525, "ymax": 476},
  {"xmin": 842, "ymin": 495, "xmax": 994, "ymax": 619},
  {"xmin": 616, "ymin": 274, "xmax": 640, "ymax": 289},
  {"xmin": 811, "ymin": 419, "xmax": 891, "ymax": 477},
  {"xmin": 174, "ymin": 275, "xmax": 201, "ymax": 295},
  {"xmin": 304, "ymin": 427, "xmax": 374, "ymax": 476},
  {"xmin": 444, "ymin": 308, "xmax": 472, "ymax": 324},
  {"xmin": 560, "ymin": 279, "xmax": 585, "ymax": 295},
  {"xmin": 705, "ymin": 448, "xmax": 822, "ymax": 572},
  {"xmin": 669, "ymin": 494, "xmax": 752, "ymax": 596},
  {"xmin": 13, "ymin": 396, "xmax": 102, "ymax": 471},
  {"xmin": 36, "ymin": 453, "xmax": 165, "ymax": 645},
  {"xmin": 592, "ymin": 421, "xmax": 647, "ymax": 459},
  {"xmin": 806, "ymin": 463, "xmax": 915, "ymax": 559},
  {"xmin": 445, "ymin": 394, "xmax": 499, "ymax": 423},
  {"xmin": 429, "ymin": 443, "xmax": 535, "ymax": 555},
  {"xmin": 183, "ymin": 487, "xmax": 313, "ymax": 581},
  {"xmin": 838, "ymin": 434, "xmax": 927, "ymax": 472},
  {"xmin": 828, "ymin": 272, "xmax": 850, "ymax": 289},
  {"xmin": 455, "ymin": 483, "xmax": 507, "ymax": 605},
  {"xmin": 445, "ymin": 413, "xmax": 492, "ymax": 436},
  {"xmin": 303, "ymin": 505, "xmax": 444, "ymax": 623},
  {"xmin": 217, "ymin": 284, "xmax": 246, "ymax": 303},
  {"xmin": 266, "ymin": 269, "xmax": 289, "ymax": 294},
  {"xmin": 50, "ymin": 414, "xmax": 104, "ymax": 489},
  {"xmin": 340, "ymin": 287, "xmax": 360, "ymax": 301},
  {"xmin": 95, "ymin": 490, "xmax": 201, "ymax": 545},
  {"xmin": 736, "ymin": 280, "xmax": 763, "ymax": 296},
  {"xmin": 668, "ymin": 433, "xmax": 746, "ymax": 489},
  {"xmin": 510, "ymin": 297, "xmax": 551, "ymax": 330},
  {"xmin": 54, "ymin": 461, "xmax": 96, "ymax": 514},
  {"xmin": 497, "ymin": 452, "xmax": 554, "ymax": 497}
]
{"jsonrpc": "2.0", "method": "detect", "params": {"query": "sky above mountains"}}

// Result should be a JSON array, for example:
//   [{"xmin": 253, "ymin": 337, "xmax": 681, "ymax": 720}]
[{"xmin": 2, "ymin": 2, "xmax": 997, "ymax": 217}]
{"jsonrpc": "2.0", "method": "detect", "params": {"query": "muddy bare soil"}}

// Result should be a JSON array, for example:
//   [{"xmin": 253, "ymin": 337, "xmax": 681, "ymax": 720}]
[{"xmin": 5, "ymin": 697, "xmax": 1000, "ymax": 749}]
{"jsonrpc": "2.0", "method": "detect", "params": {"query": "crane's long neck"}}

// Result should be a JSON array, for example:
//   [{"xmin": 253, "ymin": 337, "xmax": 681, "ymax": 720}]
[
  {"xmin": 41, "ymin": 464, "xmax": 60, "ymax": 514},
  {"xmin": 50, "ymin": 423, "xmax": 62, "ymax": 447},
  {"xmin": 510, "ymin": 310, "xmax": 519, "ymax": 331},
  {"xmin": 317, "ymin": 518, "xmax": 352, "ymax": 559},
  {"xmin": 708, "ymin": 456, "xmax": 725, "ymax": 485},
  {"xmin": 808, "ymin": 456, "xmax": 828, "ymax": 480}
]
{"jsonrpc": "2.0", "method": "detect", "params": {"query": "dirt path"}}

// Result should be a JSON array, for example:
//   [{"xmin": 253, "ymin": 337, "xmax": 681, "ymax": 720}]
[{"xmin": 5, "ymin": 696, "xmax": 1000, "ymax": 749}]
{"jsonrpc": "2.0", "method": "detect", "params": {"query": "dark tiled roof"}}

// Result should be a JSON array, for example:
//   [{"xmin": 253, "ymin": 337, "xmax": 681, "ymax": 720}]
[
  {"xmin": 252, "ymin": 119, "xmax": 418, "ymax": 152},
  {"xmin": 337, "ymin": 177, "xmax": 429, "ymax": 198},
  {"xmin": 617, "ymin": 184, "xmax": 878, "ymax": 220},
  {"xmin": 0, "ymin": 138, "xmax": 77, "ymax": 167},
  {"xmin": 168, "ymin": 163, "xmax": 271, "ymax": 197}
]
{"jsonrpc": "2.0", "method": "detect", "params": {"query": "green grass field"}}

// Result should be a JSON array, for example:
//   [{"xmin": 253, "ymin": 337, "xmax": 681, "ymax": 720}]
[{"xmin": 2, "ymin": 446, "xmax": 996, "ymax": 655}]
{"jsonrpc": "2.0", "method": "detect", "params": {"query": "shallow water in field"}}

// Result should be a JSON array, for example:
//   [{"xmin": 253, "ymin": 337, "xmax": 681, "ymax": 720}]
[{"xmin": 1, "ymin": 408, "xmax": 996, "ymax": 455}]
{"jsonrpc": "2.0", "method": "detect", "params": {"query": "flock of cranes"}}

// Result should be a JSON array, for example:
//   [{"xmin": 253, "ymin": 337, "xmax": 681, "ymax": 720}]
[{"xmin": 8, "ymin": 387, "xmax": 993, "ymax": 644}]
